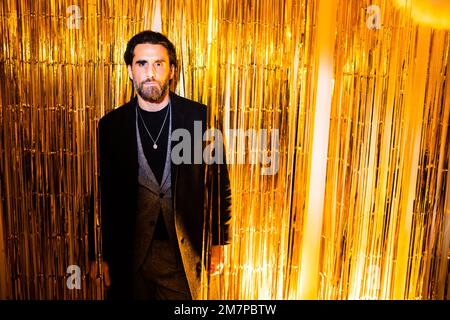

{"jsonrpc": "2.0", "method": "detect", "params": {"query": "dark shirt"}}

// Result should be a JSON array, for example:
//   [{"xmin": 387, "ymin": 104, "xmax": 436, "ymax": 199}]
[
  {"xmin": 137, "ymin": 103, "xmax": 169, "ymax": 185},
  {"xmin": 137, "ymin": 102, "xmax": 170, "ymax": 240}
]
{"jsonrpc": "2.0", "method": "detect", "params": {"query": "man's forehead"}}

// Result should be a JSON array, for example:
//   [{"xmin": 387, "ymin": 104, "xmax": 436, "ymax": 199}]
[{"xmin": 133, "ymin": 43, "xmax": 169, "ymax": 60}]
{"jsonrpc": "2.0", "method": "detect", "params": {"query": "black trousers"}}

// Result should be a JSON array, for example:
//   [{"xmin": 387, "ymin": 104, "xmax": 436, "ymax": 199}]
[{"xmin": 132, "ymin": 239, "xmax": 192, "ymax": 300}]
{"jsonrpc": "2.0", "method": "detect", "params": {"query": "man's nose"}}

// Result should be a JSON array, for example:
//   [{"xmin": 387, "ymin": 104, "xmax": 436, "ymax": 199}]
[{"xmin": 145, "ymin": 64, "xmax": 156, "ymax": 79}]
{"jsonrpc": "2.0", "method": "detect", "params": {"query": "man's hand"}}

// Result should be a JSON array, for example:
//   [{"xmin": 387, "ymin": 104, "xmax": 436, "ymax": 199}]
[
  {"xmin": 209, "ymin": 245, "xmax": 225, "ymax": 276},
  {"xmin": 89, "ymin": 260, "xmax": 112, "ymax": 287}
]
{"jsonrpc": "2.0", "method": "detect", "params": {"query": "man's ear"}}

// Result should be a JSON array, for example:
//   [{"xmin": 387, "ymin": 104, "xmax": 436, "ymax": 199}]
[
  {"xmin": 170, "ymin": 65, "xmax": 175, "ymax": 80},
  {"xmin": 127, "ymin": 65, "xmax": 133, "ymax": 80}
]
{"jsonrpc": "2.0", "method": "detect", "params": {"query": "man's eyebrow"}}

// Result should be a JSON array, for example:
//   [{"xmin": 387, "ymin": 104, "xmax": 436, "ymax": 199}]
[{"xmin": 134, "ymin": 58, "xmax": 166, "ymax": 64}]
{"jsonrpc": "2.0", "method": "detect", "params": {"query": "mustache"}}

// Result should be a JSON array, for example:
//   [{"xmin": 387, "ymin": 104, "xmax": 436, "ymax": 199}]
[{"xmin": 141, "ymin": 78, "xmax": 157, "ymax": 84}]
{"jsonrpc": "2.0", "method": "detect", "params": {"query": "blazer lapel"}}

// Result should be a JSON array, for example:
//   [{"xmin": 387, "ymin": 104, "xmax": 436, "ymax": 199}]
[
  {"xmin": 169, "ymin": 92, "xmax": 185, "ymax": 199},
  {"xmin": 123, "ymin": 97, "xmax": 139, "ymax": 187}
]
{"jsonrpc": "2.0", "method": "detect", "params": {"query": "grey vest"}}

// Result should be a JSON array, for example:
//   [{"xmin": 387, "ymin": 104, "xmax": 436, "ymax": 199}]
[{"xmin": 133, "ymin": 104, "xmax": 178, "ymax": 272}]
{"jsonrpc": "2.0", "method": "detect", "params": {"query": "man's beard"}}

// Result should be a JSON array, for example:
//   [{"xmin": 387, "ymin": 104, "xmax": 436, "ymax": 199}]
[{"xmin": 135, "ymin": 78, "xmax": 169, "ymax": 103}]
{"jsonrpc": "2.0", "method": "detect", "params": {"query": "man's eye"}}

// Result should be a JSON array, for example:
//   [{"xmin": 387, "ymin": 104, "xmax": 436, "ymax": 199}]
[
  {"xmin": 155, "ymin": 62, "xmax": 162, "ymax": 67},
  {"xmin": 138, "ymin": 62, "xmax": 145, "ymax": 66}
]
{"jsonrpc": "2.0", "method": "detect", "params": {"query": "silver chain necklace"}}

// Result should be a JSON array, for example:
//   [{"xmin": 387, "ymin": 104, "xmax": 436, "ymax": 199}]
[{"xmin": 137, "ymin": 102, "xmax": 170, "ymax": 149}]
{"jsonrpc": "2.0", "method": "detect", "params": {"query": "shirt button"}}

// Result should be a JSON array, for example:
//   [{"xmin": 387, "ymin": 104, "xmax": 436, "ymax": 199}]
[{"xmin": 150, "ymin": 221, "xmax": 155, "ymax": 226}]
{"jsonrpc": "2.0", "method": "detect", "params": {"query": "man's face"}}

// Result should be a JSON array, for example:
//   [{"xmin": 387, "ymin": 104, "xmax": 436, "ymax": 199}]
[{"xmin": 127, "ymin": 43, "xmax": 174, "ymax": 103}]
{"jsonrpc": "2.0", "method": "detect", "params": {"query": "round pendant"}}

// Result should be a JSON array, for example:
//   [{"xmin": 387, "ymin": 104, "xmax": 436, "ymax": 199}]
[{"xmin": 153, "ymin": 143, "xmax": 158, "ymax": 149}]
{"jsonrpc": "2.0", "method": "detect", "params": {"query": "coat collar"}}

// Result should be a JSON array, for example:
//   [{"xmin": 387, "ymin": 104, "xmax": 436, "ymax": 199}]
[{"xmin": 168, "ymin": 91, "xmax": 186, "ymax": 133}]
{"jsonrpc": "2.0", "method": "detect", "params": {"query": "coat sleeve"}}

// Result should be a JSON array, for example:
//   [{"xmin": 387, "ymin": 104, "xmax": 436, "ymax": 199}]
[
  {"xmin": 209, "ymin": 148, "xmax": 232, "ymax": 245},
  {"xmin": 97, "ymin": 117, "xmax": 115, "ymax": 262}
]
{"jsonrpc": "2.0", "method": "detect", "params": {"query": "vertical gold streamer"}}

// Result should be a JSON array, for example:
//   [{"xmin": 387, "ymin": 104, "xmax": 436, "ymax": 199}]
[
  {"xmin": 393, "ymin": 26, "xmax": 430, "ymax": 299},
  {"xmin": 298, "ymin": 0, "xmax": 337, "ymax": 299}
]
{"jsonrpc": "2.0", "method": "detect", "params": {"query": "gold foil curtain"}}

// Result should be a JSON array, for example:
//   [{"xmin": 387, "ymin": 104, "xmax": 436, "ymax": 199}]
[
  {"xmin": 165, "ymin": 0, "xmax": 450, "ymax": 299},
  {"xmin": 164, "ymin": 0, "xmax": 316, "ymax": 299},
  {"xmin": 0, "ymin": 0, "xmax": 159, "ymax": 299},
  {"xmin": 1, "ymin": 0, "xmax": 449, "ymax": 300},
  {"xmin": 320, "ymin": 1, "xmax": 450, "ymax": 300}
]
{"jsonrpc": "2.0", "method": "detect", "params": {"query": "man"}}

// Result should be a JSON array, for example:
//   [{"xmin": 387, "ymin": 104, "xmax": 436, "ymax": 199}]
[{"xmin": 89, "ymin": 31, "xmax": 232, "ymax": 300}]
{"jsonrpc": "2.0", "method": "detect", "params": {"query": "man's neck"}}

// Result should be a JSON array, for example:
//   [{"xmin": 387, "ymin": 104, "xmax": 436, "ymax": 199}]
[{"xmin": 137, "ymin": 93, "xmax": 170, "ymax": 112}]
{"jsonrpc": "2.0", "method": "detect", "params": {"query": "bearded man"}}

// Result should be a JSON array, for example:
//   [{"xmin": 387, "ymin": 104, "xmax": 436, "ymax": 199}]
[{"xmin": 89, "ymin": 31, "xmax": 232, "ymax": 300}]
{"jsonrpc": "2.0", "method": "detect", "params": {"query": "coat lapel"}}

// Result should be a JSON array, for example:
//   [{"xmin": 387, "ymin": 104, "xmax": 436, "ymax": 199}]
[
  {"xmin": 123, "ymin": 97, "xmax": 139, "ymax": 189},
  {"xmin": 169, "ymin": 92, "xmax": 185, "ymax": 198}
]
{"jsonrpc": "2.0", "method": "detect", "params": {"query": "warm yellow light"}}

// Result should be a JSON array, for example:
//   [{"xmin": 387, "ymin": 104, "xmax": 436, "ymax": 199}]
[{"xmin": 394, "ymin": 0, "xmax": 450, "ymax": 29}]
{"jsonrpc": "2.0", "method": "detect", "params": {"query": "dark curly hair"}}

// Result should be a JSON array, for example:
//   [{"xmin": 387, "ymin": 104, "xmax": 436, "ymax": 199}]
[{"xmin": 124, "ymin": 31, "xmax": 177, "ymax": 69}]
